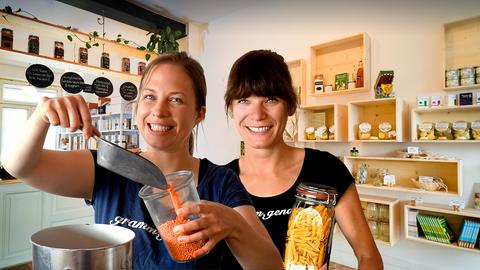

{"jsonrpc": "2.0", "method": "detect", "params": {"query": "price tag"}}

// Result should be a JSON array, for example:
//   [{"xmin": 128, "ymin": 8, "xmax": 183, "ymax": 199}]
[
  {"xmin": 383, "ymin": 174, "xmax": 396, "ymax": 186},
  {"xmin": 407, "ymin": 147, "xmax": 419, "ymax": 154}
]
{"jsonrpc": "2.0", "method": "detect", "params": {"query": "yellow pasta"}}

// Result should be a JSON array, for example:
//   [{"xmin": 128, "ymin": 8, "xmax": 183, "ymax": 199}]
[{"xmin": 284, "ymin": 205, "xmax": 334, "ymax": 270}]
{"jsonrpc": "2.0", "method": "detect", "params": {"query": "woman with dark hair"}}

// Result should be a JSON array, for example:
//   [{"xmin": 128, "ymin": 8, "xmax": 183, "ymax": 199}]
[
  {"xmin": 2, "ymin": 52, "xmax": 282, "ymax": 269},
  {"xmin": 223, "ymin": 49, "xmax": 383, "ymax": 269}
]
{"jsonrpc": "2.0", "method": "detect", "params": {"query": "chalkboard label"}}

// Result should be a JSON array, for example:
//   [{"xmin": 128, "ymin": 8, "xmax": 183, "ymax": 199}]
[
  {"xmin": 92, "ymin": 77, "xmax": 113, "ymax": 97},
  {"xmin": 25, "ymin": 64, "xmax": 54, "ymax": 88},
  {"xmin": 119, "ymin": 82, "xmax": 138, "ymax": 101},
  {"xmin": 60, "ymin": 72, "xmax": 84, "ymax": 94},
  {"xmin": 83, "ymin": 84, "xmax": 94, "ymax": 93}
]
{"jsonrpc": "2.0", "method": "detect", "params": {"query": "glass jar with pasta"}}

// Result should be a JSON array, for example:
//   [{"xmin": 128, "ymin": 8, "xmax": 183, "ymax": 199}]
[{"xmin": 284, "ymin": 183, "xmax": 337, "ymax": 270}]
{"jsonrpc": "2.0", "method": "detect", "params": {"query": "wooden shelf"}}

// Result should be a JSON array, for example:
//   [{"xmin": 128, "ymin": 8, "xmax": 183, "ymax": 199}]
[
  {"xmin": 443, "ymin": 84, "xmax": 480, "ymax": 92},
  {"xmin": 348, "ymin": 98, "xmax": 407, "ymax": 142},
  {"xmin": 309, "ymin": 33, "xmax": 370, "ymax": 97},
  {"xmin": 405, "ymin": 203, "xmax": 480, "ymax": 254},
  {"xmin": 309, "ymin": 87, "xmax": 369, "ymax": 97},
  {"xmin": 359, "ymin": 195, "xmax": 400, "ymax": 246},
  {"xmin": 297, "ymin": 103, "xmax": 347, "ymax": 142},
  {"xmin": 443, "ymin": 16, "xmax": 480, "ymax": 91},
  {"xmin": 0, "ymin": 9, "xmax": 148, "ymax": 60},
  {"xmin": 344, "ymin": 156, "xmax": 462, "ymax": 196},
  {"xmin": 411, "ymin": 105, "xmax": 480, "ymax": 142},
  {"xmin": 0, "ymin": 48, "xmax": 141, "ymax": 82}
]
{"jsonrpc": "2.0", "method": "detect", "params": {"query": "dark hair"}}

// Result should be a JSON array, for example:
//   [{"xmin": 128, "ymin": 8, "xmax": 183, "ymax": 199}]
[
  {"xmin": 224, "ymin": 49, "xmax": 297, "ymax": 115},
  {"xmin": 137, "ymin": 52, "xmax": 206, "ymax": 153}
]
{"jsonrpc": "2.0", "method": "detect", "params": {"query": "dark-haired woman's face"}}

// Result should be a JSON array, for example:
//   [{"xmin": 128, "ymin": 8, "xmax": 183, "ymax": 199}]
[
  {"xmin": 231, "ymin": 95, "xmax": 288, "ymax": 149},
  {"xmin": 136, "ymin": 63, "xmax": 205, "ymax": 152}
]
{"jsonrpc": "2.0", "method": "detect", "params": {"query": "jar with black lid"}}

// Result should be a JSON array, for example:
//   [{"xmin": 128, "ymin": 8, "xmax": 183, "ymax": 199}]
[
  {"xmin": 79, "ymin": 47, "xmax": 88, "ymax": 64},
  {"xmin": 284, "ymin": 183, "xmax": 337, "ymax": 270},
  {"xmin": 28, "ymin": 35, "xmax": 39, "ymax": 54},
  {"xmin": 1, "ymin": 28, "xmax": 13, "ymax": 49},
  {"xmin": 54, "ymin": 41, "xmax": 64, "ymax": 59},
  {"xmin": 101, "ymin": 52, "xmax": 110, "ymax": 69}
]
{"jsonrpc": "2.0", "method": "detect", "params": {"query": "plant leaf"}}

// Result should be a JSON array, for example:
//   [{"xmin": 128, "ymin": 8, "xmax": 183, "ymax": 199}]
[
  {"xmin": 93, "ymin": 43, "xmax": 99, "ymax": 47},
  {"xmin": 15, "ymin": 8, "xmax": 21, "ymax": 13},
  {"xmin": 137, "ymin": 46, "xmax": 146, "ymax": 51},
  {"xmin": 5, "ymin": 6, "xmax": 13, "ymax": 13},
  {"xmin": 67, "ymin": 35, "xmax": 73, "ymax": 42},
  {"xmin": 93, "ymin": 31, "xmax": 98, "ymax": 37},
  {"xmin": 86, "ymin": 43, "xmax": 91, "ymax": 49},
  {"xmin": 145, "ymin": 53, "xmax": 151, "ymax": 61},
  {"xmin": 124, "ymin": 40, "xmax": 129, "ymax": 44},
  {"xmin": 116, "ymin": 38, "xmax": 121, "ymax": 42},
  {"xmin": 117, "ymin": 34, "xmax": 122, "ymax": 37},
  {"xmin": 174, "ymin": 30, "xmax": 182, "ymax": 38}
]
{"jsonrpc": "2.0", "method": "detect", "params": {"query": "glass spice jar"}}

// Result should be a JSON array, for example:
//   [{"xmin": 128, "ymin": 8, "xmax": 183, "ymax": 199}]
[
  {"xmin": 284, "ymin": 183, "xmax": 337, "ymax": 270},
  {"xmin": 138, "ymin": 61, "xmax": 146, "ymax": 75},
  {"xmin": 101, "ymin": 52, "xmax": 110, "ymax": 69},
  {"xmin": 121, "ymin": 57, "xmax": 130, "ymax": 72},
  {"xmin": 1, "ymin": 28, "xmax": 14, "ymax": 49},
  {"xmin": 79, "ymin": 47, "xmax": 88, "ymax": 64},
  {"xmin": 54, "ymin": 41, "xmax": 64, "ymax": 59},
  {"xmin": 28, "ymin": 35, "xmax": 39, "ymax": 54}
]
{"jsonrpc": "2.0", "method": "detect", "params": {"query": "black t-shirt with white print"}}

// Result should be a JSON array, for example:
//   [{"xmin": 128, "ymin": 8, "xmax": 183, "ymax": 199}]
[{"xmin": 222, "ymin": 148, "xmax": 353, "ymax": 269}]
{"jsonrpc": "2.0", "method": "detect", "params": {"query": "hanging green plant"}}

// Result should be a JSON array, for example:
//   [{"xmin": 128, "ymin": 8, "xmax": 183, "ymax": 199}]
[
  {"xmin": 66, "ymin": 29, "xmax": 100, "ymax": 49},
  {"xmin": 116, "ymin": 25, "xmax": 182, "ymax": 61}
]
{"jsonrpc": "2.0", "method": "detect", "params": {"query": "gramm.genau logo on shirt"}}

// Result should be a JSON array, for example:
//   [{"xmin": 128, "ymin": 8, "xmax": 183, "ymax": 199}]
[
  {"xmin": 256, "ymin": 208, "xmax": 292, "ymax": 220},
  {"xmin": 110, "ymin": 216, "xmax": 162, "ymax": 241}
]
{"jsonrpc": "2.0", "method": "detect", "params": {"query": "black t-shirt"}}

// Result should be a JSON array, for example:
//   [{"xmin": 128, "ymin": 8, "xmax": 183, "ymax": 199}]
[{"xmin": 221, "ymin": 148, "xmax": 353, "ymax": 269}]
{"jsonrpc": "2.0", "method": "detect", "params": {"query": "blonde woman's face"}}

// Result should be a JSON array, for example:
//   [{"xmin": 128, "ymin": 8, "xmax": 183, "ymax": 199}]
[{"xmin": 136, "ymin": 64, "xmax": 205, "ymax": 152}]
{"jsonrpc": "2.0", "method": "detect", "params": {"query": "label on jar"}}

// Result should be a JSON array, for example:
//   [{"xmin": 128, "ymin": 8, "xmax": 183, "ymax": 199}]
[
  {"xmin": 435, "ymin": 121, "xmax": 450, "ymax": 132},
  {"xmin": 419, "ymin": 122, "xmax": 433, "ymax": 131},
  {"xmin": 452, "ymin": 121, "xmax": 467, "ymax": 131},
  {"xmin": 379, "ymin": 122, "xmax": 392, "ymax": 132},
  {"xmin": 314, "ymin": 79, "xmax": 323, "ymax": 92},
  {"xmin": 472, "ymin": 121, "xmax": 480, "ymax": 129},
  {"xmin": 359, "ymin": 122, "xmax": 372, "ymax": 133},
  {"xmin": 329, "ymin": 125, "xmax": 335, "ymax": 133}
]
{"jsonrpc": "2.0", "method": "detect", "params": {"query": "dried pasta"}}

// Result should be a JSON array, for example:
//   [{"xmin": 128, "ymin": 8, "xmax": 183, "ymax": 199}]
[{"xmin": 284, "ymin": 205, "xmax": 334, "ymax": 270}]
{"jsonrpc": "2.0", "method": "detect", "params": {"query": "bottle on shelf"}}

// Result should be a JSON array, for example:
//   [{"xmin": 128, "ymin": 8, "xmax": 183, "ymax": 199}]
[{"xmin": 355, "ymin": 60, "xmax": 364, "ymax": 88}]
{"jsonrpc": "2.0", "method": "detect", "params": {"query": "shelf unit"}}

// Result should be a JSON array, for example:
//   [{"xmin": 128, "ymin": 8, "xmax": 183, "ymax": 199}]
[
  {"xmin": 405, "ymin": 203, "xmax": 480, "ymax": 254},
  {"xmin": 411, "ymin": 105, "xmax": 480, "ymax": 143},
  {"xmin": 309, "ymin": 33, "xmax": 370, "ymax": 97},
  {"xmin": 443, "ymin": 16, "xmax": 480, "ymax": 91},
  {"xmin": 57, "ymin": 112, "xmax": 139, "ymax": 151},
  {"xmin": 0, "ymin": 48, "xmax": 141, "ymax": 83},
  {"xmin": 297, "ymin": 103, "xmax": 347, "ymax": 142},
  {"xmin": 348, "ymin": 98, "xmax": 407, "ymax": 142},
  {"xmin": 344, "ymin": 156, "xmax": 462, "ymax": 196},
  {"xmin": 359, "ymin": 195, "xmax": 400, "ymax": 246}
]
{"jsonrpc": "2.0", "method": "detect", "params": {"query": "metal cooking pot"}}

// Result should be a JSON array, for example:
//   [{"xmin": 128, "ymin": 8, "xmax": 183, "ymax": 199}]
[{"xmin": 31, "ymin": 224, "xmax": 135, "ymax": 270}]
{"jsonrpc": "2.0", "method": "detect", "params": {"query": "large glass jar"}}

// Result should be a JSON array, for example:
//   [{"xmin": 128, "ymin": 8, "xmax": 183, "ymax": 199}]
[
  {"xmin": 138, "ymin": 170, "xmax": 204, "ymax": 262},
  {"xmin": 284, "ymin": 183, "xmax": 337, "ymax": 270}
]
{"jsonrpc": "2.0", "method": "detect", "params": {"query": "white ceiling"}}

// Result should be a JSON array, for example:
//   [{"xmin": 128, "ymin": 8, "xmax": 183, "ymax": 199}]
[{"xmin": 127, "ymin": 0, "xmax": 261, "ymax": 24}]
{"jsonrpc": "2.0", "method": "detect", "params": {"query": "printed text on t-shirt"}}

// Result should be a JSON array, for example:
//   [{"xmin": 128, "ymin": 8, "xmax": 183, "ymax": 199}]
[
  {"xmin": 257, "ymin": 208, "xmax": 292, "ymax": 220},
  {"xmin": 109, "ymin": 216, "xmax": 162, "ymax": 241}
]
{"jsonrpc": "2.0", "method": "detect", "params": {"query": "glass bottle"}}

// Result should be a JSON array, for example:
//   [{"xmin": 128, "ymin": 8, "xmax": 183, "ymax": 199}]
[
  {"xmin": 121, "ymin": 57, "xmax": 130, "ymax": 72},
  {"xmin": 138, "ymin": 61, "xmax": 146, "ymax": 75},
  {"xmin": 284, "ymin": 183, "xmax": 337, "ymax": 270},
  {"xmin": 355, "ymin": 60, "xmax": 364, "ymax": 88},
  {"xmin": 28, "ymin": 35, "xmax": 39, "ymax": 54},
  {"xmin": 101, "ymin": 52, "xmax": 110, "ymax": 69},
  {"xmin": 79, "ymin": 47, "xmax": 88, "ymax": 64},
  {"xmin": 54, "ymin": 41, "xmax": 64, "ymax": 59},
  {"xmin": 1, "ymin": 28, "xmax": 14, "ymax": 49}
]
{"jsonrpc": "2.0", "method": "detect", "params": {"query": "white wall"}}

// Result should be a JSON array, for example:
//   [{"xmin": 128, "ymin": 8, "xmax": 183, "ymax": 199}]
[{"xmin": 195, "ymin": 0, "xmax": 480, "ymax": 269}]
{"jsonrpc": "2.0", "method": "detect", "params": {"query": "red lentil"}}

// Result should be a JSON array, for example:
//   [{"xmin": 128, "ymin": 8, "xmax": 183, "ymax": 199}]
[{"xmin": 158, "ymin": 218, "xmax": 204, "ymax": 261}]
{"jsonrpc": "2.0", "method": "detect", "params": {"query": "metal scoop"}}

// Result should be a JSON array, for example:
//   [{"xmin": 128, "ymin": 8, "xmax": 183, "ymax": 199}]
[{"xmin": 95, "ymin": 136, "xmax": 168, "ymax": 189}]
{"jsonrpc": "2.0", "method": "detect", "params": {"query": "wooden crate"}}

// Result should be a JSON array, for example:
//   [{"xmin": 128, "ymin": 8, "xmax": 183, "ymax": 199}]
[
  {"xmin": 344, "ymin": 156, "xmax": 463, "ymax": 196},
  {"xmin": 360, "ymin": 195, "xmax": 400, "ymax": 246},
  {"xmin": 348, "ymin": 98, "xmax": 407, "ymax": 142},
  {"xmin": 309, "ymin": 33, "xmax": 370, "ymax": 98},
  {"xmin": 404, "ymin": 203, "xmax": 480, "ymax": 254},
  {"xmin": 297, "ymin": 104, "xmax": 347, "ymax": 142},
  {"xmin": 411, "ymin": 105, "xmax": 480, "ymax": 143}
]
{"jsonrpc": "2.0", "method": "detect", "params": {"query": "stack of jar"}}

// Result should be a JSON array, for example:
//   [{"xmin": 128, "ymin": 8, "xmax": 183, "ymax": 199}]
[
  {"xmin": 445, "ymin": 66, "xmax": 480, "ymax": 87},
  {"xmin": 362, "ymin": 201, "xmax": 390, "ymax": 242}
]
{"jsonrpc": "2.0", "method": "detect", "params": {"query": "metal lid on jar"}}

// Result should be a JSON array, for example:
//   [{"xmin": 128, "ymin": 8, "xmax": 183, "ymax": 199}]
[{"xmin": 295, "ymin": 182, "xmax": 337, "ymax": 205}]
